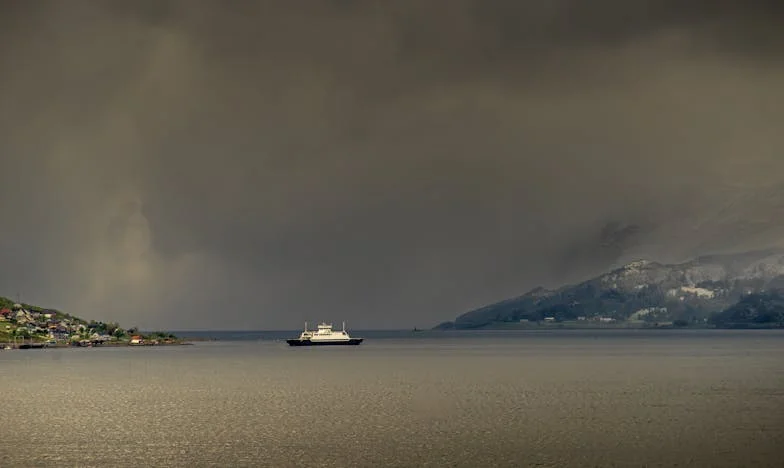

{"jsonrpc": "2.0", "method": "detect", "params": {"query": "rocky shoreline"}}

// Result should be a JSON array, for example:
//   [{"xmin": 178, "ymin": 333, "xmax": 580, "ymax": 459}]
[{"xmin": 1, "ymin": 340, "xmax": 194, "ymax": 350}]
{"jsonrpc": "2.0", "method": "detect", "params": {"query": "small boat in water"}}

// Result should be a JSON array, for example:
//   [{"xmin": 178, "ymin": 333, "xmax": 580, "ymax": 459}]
[{"xmin": 286, "ymin": 322, "xmax": 363, "ymax": 346}]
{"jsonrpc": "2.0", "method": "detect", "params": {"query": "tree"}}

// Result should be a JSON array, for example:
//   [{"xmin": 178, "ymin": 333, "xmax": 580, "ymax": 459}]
[
  {"xmin": 105, "ymin": 322, "xmax": 120, "ymax": 336},
  {"xmin": 711, "ymin": 292, "xmax": 784, "ymax": 327}
]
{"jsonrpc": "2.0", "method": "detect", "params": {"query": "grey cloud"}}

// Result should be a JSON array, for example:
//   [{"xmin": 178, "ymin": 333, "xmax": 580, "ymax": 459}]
[{"xmin": 1, "ymin": 1, "xmax": 783, "ymax": 329}]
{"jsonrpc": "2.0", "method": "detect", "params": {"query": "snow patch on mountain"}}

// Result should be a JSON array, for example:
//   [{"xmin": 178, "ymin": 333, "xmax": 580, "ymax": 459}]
[{"xmin": 668, "ymin": 286, "xmax": 716, "ymax": 299}]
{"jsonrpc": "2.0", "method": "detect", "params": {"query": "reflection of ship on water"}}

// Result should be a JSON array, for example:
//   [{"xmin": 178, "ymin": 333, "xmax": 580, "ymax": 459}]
[{"xmin": 286, "ymin": 322, "xmax": 363, "ymax": 346}]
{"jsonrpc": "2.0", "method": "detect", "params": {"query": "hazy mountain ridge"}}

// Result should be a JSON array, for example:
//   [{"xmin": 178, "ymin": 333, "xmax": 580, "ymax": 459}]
[{"xmin": 437, "ymin": 248, "xmax": 784, "ymax": 329}]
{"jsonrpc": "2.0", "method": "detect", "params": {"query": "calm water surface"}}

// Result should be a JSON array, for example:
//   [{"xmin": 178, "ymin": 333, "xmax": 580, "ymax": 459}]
[{"xmin": 1, "ymin": 330, "xmax": 782, "ymax": 467}]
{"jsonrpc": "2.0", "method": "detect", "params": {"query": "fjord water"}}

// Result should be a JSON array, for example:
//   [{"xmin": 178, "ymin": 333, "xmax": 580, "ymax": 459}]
[{"xmin": 1, "ymin": 330, "xmax": 782, "ymax": 467}]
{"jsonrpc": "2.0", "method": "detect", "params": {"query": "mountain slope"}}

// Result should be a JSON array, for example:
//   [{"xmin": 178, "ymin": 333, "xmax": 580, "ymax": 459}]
[{"xmin": 438, "ymin": 248, "xmax": 784, "ymax": 329}]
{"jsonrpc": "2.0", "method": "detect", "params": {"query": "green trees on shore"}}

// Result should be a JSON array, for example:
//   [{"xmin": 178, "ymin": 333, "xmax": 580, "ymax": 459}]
[{"xmin": 710, "ymin": 292, "xmax": 784, "ymax": 328}]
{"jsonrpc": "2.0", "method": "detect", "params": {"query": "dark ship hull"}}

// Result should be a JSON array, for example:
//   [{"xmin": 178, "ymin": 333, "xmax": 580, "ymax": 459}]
[{"xmin": 286, "ymin": 338, "xmax": 363, "ymax": 346}]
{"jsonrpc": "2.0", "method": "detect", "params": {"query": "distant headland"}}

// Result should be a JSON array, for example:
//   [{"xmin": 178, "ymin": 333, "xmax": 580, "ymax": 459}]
[
  {"xmin": 435, "ymin": 249, "xmax": 784, "ymax": 330},
  {"xmin": 0, "ymin": 295, "xmax": 188, "ymax": 349}
]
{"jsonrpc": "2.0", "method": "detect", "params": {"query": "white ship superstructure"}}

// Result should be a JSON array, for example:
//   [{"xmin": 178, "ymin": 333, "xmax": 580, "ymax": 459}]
[{"xmin": 287, "ymin": 322, "xmax": 363, "ymax": 346}]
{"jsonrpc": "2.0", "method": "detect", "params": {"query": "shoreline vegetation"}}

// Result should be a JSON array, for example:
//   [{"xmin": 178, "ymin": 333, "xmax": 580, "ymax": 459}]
[
  {"xmin": 0, "ymin": 295, "xmax": 190, "ymax": 349},
  {"xmin": 433, "ymin": 319, "xmax": 784, "ymax": 331}
]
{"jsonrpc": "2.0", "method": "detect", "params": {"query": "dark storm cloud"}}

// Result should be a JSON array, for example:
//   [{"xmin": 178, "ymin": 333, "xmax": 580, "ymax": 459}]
[{"xmin": 1, "ymin": 0, "xmax": 783, "ymax": 329}]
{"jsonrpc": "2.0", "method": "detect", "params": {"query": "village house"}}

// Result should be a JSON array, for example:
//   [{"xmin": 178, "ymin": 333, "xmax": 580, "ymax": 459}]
[
  {"xmin": 48, "ymin": 324, "xmax": 69, "ymax": 341},
  {"xmin": 129, "ymin": 335, "xmax": 144, "ymax": 345}
]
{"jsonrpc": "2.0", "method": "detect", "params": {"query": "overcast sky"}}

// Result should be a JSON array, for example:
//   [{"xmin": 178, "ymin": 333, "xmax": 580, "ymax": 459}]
[{"xmin": 1, "ymin": 1, "xmax": 782, "ymax": 330}]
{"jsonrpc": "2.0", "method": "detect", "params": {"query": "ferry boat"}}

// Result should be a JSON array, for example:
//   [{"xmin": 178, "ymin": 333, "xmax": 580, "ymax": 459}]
[{"xmin": 286, "ymin": 322, "xmax": 363, "ymax": 346}]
